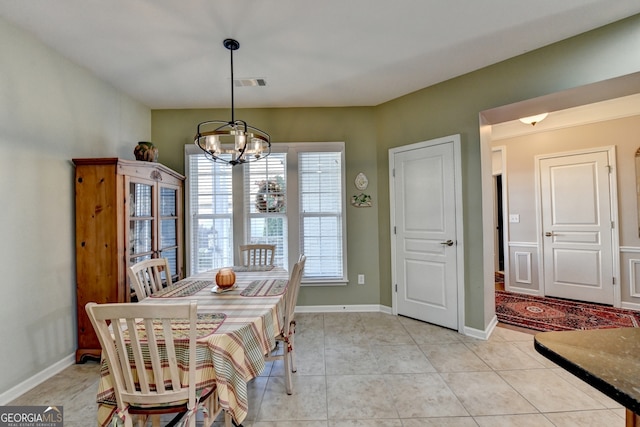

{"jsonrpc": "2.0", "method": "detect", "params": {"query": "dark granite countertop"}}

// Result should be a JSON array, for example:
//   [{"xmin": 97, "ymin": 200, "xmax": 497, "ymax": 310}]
[{"xmin": 534, "ymin": 328, "xmax": 640, "ymax": 415}]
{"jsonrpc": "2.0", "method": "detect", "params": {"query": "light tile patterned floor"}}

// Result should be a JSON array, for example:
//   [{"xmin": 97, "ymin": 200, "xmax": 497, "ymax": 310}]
[{"xmin": 9, "ymin": 312, "xmax": 626, "ymax": 426}]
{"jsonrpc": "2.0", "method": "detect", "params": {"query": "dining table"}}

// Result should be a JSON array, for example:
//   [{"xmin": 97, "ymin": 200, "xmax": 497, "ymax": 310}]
[{"xmin": 95, "ymin": 265, "xmax": 290, "ymax": 427}]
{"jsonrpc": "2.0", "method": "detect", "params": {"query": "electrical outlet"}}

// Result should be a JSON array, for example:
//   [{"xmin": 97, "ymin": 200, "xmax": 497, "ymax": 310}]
[{"xmin": 358, "ymin": 274, "xmax": 365, "ymax": 284}]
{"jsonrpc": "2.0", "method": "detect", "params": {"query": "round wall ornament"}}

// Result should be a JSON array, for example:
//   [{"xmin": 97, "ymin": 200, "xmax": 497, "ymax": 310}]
[
  {"xmin": 255, "ymin": 180, "xmax": 285, "ymax": 213},
  {"xmin": 355, "ymin": 172, "xmax": 368, "ymax": 190}
]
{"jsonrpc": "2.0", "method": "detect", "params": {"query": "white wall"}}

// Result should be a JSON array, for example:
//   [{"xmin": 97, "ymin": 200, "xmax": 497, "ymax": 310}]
[
  {"xmin": 0, "ymin": 17, "xmax": 150, "ymax": 399},
  {"xmin": 492, "ymin": 114, "xmax": 640, "ymax": 302}
]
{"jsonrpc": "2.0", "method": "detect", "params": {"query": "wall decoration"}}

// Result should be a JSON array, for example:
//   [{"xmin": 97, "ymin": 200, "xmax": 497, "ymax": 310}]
[
  {"xmin": 355, "ymin": 172, "xmax": 368, "ymax": 190},
  {"xmin": 351, "ymin": 193, "xmax": 372, "ymax": 208},
  {"xmin": 255, "ymin": 180, "xmax": 285, "ymax": 213}
]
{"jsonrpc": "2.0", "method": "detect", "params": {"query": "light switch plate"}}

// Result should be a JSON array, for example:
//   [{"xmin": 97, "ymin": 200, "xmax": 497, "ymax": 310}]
[{"xmin": 509, "ymin": 214, "xmax": 520, "ymax": 223}]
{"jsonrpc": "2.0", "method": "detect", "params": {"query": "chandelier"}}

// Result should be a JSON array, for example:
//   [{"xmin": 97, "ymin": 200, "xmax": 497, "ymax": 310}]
[{"xmin": 195, "ymin": 39, "xmax": 271, "ymax": 166}]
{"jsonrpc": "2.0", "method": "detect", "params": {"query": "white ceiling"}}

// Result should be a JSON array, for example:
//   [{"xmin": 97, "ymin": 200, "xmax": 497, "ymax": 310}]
[
  {"xmin": 2, "ymin": 0, "xmax": 640, "ymax": 109},
  {"xmin": 492, "ymin": 92, "xmax": 640, "ymax": 140}
]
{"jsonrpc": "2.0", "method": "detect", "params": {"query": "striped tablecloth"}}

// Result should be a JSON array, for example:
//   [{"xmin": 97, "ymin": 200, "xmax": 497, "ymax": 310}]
[{"xmin": 96, "ymin": 267, "xmax": 289, "ymax": 426}]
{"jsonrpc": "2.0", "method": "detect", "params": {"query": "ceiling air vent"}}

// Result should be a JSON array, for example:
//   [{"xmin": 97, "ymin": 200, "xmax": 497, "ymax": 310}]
[{"xmin": 234, "ymin": 78, "xmax": 266, "ymax": 87}]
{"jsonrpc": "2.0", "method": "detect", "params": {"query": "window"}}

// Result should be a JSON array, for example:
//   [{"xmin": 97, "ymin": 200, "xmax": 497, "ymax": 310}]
[
  {"xmin": 244, "ymin": 154, "xmax": 288, "ymax": 268},
  {"xmin": 186, "ymin": 153, "xmax": 233, "ymax": 275},
  {"xmin": 185, "ymin": 142, "xmax": 347, "ymax": 284},
  {"xmin": 298, "ymin": 152, "xmax": 344, "ymax": 280}
]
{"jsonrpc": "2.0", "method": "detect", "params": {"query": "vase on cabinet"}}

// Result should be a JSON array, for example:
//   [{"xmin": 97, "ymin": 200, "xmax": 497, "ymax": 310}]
[{"xmin": 134, "ymin": 141, "xmax": 159, "ymax": 162}]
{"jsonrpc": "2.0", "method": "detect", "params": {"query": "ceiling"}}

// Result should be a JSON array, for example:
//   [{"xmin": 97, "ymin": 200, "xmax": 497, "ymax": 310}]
[{"xmin": 2, "ymin": 0, "xmax": 640, "ymax": 110}]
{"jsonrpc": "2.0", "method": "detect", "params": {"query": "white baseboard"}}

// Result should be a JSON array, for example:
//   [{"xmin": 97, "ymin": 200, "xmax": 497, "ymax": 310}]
[
  {"xmin": 621, "ymin": 301, "xmax": 640, "ymax": 312},
  {"xmin": 463, "ymin": 315, "xmax": 497, "ymax": 340},
  {"xmin": 295, "ymin": 304, "xmax": 391, "ymax": 313},
  {"xmin": 0, "ymin": 353, "xmax": 75, "ymax": 405},
  {"xmin": 505, "ymin": 287, "xmax": 541, "ymax": 296}
]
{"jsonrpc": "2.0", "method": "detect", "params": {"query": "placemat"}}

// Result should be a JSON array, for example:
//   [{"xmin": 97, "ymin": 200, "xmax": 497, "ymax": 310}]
[
  {"xmin": 150, "ymin": 280, "xmax": 213, "ymax": 298},
  {"xmin": 233, "ymin": 265, "xmax": 275, "ymax": 272},
  {"xmin": 240, "ymin": 279, "xmax": 288, "ymax": 297}
]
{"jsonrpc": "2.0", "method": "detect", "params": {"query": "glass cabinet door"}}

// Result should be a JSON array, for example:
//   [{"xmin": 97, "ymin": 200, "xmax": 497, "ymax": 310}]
[
  {"xmin": 159, "ymin": 185, "xmax": 179, "ymax": 280},
  {"xmin": 129, "ymin": 182, "xmax": 154, "ymax": 266}
]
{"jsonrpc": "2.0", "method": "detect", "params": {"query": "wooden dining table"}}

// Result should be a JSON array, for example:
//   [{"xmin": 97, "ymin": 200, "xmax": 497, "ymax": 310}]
[{"xmin": 95, "ymin": 266, "xmax": 290, "ymax": 427}]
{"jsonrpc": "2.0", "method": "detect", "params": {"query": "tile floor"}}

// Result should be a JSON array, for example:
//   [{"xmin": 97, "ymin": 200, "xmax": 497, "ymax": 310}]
[{"xmin": 9, "ymin": 312, "xmax": 626, "ymax": 426}]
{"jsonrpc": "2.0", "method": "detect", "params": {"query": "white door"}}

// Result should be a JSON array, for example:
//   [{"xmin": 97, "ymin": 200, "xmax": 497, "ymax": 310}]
[
  {"xmin": 539, "ymin": 149, "xmax": 615, "ymax": 305},
  {"xmin": 390, "ymin": 136, "xmax": 460, "ymax": 330}
]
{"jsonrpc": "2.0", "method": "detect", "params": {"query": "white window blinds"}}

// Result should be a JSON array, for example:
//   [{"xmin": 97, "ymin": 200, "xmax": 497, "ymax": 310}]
[
  {"xmin": 185, "ymin": 142, "xmax": 346, "ymax": 284},
  {"xmin": 186, "ymin": 153, "xmax": 234, "ymax": 274},
  {"xmin": 243, "ymin": 153, "xmax": 288, "ymax": 268},
  {"xmin": 299, "ymin": 152, "xmax": 344, "ymax": 279}
]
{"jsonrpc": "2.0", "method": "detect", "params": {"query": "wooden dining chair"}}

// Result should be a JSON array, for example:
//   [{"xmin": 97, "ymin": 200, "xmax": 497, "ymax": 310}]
[
  {"xmin": 85, "ymin": 301, "xmax": 231, "ymax": 427},
  {"xmin": 238, "ymin": 244, "xmax": 275, "ymax": 267},
  {"xmin": 128, "ymin": 258, "xmax": 173, "ymax": 301},
  {"xmin": 265, "ymin": 254, "xmax": 306, "ymax": 394}
]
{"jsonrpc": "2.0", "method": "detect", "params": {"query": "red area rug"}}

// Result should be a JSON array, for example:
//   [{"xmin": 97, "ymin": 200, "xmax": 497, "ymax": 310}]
[{"xmin": 495, "ymin": 290, "xmax": 640, "ymax": 332}]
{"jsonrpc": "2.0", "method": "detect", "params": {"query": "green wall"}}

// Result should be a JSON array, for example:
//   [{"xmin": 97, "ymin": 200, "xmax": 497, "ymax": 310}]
[
  {"xmin": 152, "ymin": 107, "xmax": 383, "ymax": 307},
  {"xmin": 375, "ymin": 13, "xmax": 640, "ymax": 329},
  {"xmin": 152, "ymin": 13, "xmax": 640, "ymax": 330}
]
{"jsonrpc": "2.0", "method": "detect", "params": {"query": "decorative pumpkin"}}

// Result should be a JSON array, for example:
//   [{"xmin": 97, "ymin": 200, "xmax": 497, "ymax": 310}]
[{"xmin": 215, "ymin": 268, "xmax": 236, "ymax": 289}]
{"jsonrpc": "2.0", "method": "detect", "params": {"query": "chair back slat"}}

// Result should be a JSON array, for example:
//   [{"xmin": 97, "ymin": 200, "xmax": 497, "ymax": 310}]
[
  {"xmin": 143, "ymin": 317, "xmax": 164, "ymax": 394},
  {"xmin": 161, "ymin": 319, "xmax": 184, "ymax": 392},
  {"xmin": 238, "ymin": 244, "xmax": 275, "ymax": 267},
  {"xmin": 108, "ymin": 318, "xmax": 138, "ymax": 401}
]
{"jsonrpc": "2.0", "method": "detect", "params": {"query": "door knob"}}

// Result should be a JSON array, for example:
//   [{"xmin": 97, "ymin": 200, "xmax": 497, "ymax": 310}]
[
  {"xmin": 440, "ymin": 240, "xmax": 454, "ymax": 246},
  {"xmin": 545, "ymin": 232, "xmax": 553, "ymax": 237}
]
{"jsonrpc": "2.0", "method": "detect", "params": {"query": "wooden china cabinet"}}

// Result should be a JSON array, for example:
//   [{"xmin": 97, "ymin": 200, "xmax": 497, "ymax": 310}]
[{"xmin": 72, "ymin": 158, "xmax": 185, "ymax": 362}]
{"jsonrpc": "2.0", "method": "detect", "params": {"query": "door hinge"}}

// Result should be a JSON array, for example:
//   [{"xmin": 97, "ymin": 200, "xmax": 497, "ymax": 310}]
[
  {"xmin": 392, "ymin": 168, "xmax": 395, "ymax": 177},
  {"xmin": 395, "ymin": 284, "xmax": 398, "ymax": 292},
  {"xmin": 394, "ymin": 226, "xmax": 397, "ymax": 234},
  {"xmin": 611, "ymin": 221, "xmax": 615, "ymax": 229},
  {"xmin": 607, "ymin": 164, "xmax": 612, "ymax": 173},
  {"xmin": 613, "ymin": 277, "xmax": 616, "ymax": 285}
]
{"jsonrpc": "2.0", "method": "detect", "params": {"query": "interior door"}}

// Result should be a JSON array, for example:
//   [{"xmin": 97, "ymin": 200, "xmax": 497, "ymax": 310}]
[
  {"xmin": 539, "ymin": 149, "xmax": 615, "ymax": 305},
  {"xmin": 391, "ymin": 137, "xmax": 459, "ymax": 329}
]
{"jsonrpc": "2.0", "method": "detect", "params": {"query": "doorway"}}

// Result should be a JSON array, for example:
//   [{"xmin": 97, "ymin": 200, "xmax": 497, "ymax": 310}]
[
  {"xmin": 537, "ymin": 147, "xmax": 617, "ymax": 305},
  {"xmin": 389, "ymin": 134, "xmax": 464, "ymax": 331},
  {"xmin": 481, "ymin": 74, "xmax": 640, "ymax": 332},
  {"xmin": 495, "ymin": 174, "xmax": 505, "ymax": 274}
]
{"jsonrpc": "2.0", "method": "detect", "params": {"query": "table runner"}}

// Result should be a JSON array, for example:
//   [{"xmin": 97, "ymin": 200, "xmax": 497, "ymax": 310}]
[
  {"xmin": 240, "ymin": 279, "xmax": 288, "ymax": 297},
  {"xmin": 96, "ymin": 267, "xmax": 289, "ymax": 426},
  {"xmin": 232, "ymin": 265, "xmax": 274, "ymax": 272},
  {"xmin": 150, "ymin": 280, "xmax": 213, "ymax": 298}
]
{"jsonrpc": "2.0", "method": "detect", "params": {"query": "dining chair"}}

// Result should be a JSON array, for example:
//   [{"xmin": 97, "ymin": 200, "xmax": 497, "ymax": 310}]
[
  {"xmin": 238, "ymin": 244, "xmax": 275, "ymax": 267},
  {"xmin": 85, "ymin": 301, "xmax": 231, "ymax": 427},
  {"xmin": 265, "ymin": 254, "xmax": 306, "ymax": 394},
  {"xmin": 128, "ymin": 258, "xmax": 173, "ymax": 301}
]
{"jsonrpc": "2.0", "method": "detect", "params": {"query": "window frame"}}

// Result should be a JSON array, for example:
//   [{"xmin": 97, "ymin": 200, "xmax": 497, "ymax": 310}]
[
  {"xmin": 287, "ymin": 143, "xmax": 347, "ymax": 285},
  {"xmin": 185, "ymin": 141, "xmax": 347, "ymax": 285}
]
